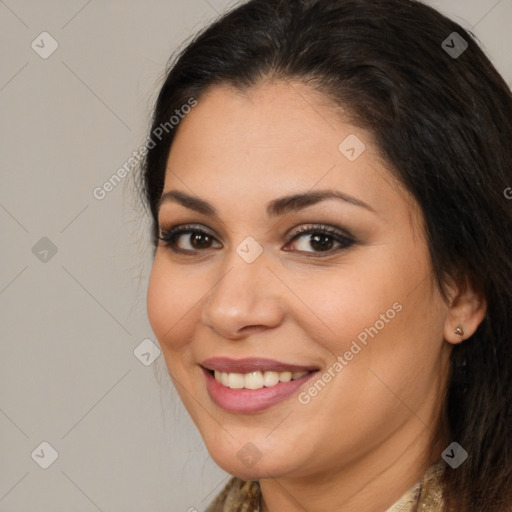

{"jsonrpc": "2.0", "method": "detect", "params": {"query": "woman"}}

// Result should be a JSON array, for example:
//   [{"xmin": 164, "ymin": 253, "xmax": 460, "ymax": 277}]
[{"xmin": 139, "ymin": 0, "xmax": 512, "ymax": 510}]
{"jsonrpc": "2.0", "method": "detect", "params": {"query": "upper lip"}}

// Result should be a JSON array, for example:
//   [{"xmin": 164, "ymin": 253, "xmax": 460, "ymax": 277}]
[{"xmin": 201, "ymin": 357, "xmax": 319, "ymax": 374}]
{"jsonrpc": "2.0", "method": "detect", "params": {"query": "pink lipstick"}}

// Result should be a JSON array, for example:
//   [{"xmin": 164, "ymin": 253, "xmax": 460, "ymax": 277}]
[{"xmin": 201, "ymin": 357, "xmax": 318, "ymax": 413}]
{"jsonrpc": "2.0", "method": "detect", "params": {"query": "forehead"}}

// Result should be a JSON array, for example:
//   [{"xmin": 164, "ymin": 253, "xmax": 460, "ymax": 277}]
[
  {"xmin": 163, "ymin": 80, "xmax": 416, "ymax": 223},
  {"xmin": 169, "ymin": 80, "xmax": 355, "ymax": 166}
]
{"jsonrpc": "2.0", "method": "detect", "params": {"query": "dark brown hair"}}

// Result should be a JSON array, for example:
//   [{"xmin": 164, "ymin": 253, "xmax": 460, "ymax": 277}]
[{"xmin": 139, "ymin": 1, "xmax": 512, "ymax": 509}]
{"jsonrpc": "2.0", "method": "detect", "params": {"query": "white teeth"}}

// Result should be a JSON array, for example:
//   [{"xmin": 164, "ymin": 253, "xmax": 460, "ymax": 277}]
[
  {"xmin": 245, "ymin": 371, "xmax": 264, "ymax": 390},
  {"xmin": 228, "ymin": 373, "xmax": 245, "ymax": 389},
  {"xmin": 213, "ymin": 370, "xmax": 309, "ymax": 389},
  {"xmin": 263, "ymin": 371, "xmax": 279, "ymax": 387},
  {"xmin": 214, "ymin": 370, "xmax": 229, "ymax": 387},
  {"xmin": 279, "ymin": 371, "xmax": 292, "ymax": 382}
]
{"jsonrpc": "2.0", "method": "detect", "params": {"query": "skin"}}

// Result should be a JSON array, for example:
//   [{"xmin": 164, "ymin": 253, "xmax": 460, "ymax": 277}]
[{"xmin": 147, "ymin": 79, "xmax": 487, "ymax": 512}]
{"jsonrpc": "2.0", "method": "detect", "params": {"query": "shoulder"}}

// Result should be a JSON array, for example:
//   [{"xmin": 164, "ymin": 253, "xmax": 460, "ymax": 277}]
[
  {"xmin": 416, "ymin": 459, "xmax": 446, "ymax": 510},
  {"xmin": 205, "ymin": 476, "xmax": 260, "ymax": 512}
]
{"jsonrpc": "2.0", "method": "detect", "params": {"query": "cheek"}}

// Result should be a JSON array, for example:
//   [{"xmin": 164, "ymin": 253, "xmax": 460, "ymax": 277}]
[
  {"xmin": 292, "ymin": 245, "xmax": 443, "ymax": 375},
  {"xmin": 147, "ymin": 255, "xmax": 199, "ymax": 354},
  {"xmin": 283, "ymin": 258, "xmax": 402, "ymax": 351}
]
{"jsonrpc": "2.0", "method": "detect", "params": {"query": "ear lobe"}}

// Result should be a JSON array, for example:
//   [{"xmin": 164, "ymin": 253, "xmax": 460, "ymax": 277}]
[{"xmin": 443, "ymin": 276, "xmax": 487, "ymax": 345}]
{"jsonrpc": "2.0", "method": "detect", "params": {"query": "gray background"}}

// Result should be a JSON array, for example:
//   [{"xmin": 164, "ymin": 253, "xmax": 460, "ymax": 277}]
[{"xmin": 1, "ymin": 1, "xmax": 510, "ymax": 511}]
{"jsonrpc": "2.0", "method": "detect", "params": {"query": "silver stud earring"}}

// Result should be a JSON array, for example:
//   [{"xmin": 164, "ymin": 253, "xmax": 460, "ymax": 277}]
[{"xmin": 454, "ymin": 325, "xmax": 464, "ymax": 337}]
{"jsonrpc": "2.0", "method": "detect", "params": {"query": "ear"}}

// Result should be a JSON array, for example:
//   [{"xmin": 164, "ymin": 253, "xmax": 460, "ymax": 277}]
[{"xmin": 443, "ymin": 275, "xmax": 487, "ymax": 345}]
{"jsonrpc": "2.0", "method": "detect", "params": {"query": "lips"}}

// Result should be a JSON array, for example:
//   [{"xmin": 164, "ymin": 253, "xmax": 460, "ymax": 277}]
[
  {"xmin": 201, "ymin": 357, "xmax": 318, "ymax": 374},
  {"xmin": 200, "ymin": 357, "xmax": 319, "ymax": 413}
]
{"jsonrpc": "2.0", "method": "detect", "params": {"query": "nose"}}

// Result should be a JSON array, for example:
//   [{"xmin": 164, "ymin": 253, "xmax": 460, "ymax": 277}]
[{"xmin": 200, "ymin": 250, "xmax": 285, "ymax": 340}]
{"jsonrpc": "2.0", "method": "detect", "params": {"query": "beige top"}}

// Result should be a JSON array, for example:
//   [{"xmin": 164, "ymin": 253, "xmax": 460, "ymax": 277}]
[{"xmin": 205, "ymin": 459, "xmax": 445, "ymax": 512}]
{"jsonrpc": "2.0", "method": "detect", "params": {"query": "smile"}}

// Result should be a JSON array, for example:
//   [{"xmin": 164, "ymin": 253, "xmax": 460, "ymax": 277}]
[
  {"xmin": 213, "ymin": 370, "xmax": 309, "ymax": 389},
  {"xmin": 200, "ymin": 357, "xmax": 319, "ymax": 413}
]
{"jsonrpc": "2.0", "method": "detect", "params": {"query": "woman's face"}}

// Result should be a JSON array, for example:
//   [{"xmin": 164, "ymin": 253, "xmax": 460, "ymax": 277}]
[{"xmin": 147, "ymin": 80, "xmax": 453, "ymax": 481}]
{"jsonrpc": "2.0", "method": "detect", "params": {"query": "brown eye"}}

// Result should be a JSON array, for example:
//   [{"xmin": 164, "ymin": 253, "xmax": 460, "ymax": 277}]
[
  {"xmin": 158, "ymin": 225, "xmax": 221, "ymax": 253},
  {"xmin": 286, "ymin": 225, "xmax": 355, "ymax": 256},
  {"xmin": 188, "ymin": 232, "xmax": 214, "ymax": 250}
]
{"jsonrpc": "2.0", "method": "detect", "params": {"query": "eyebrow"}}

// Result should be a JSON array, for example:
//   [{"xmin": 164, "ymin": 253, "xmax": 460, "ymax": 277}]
[{"xmin": 157, "ymin": 189, "xmax": 376, "ymax": 218}]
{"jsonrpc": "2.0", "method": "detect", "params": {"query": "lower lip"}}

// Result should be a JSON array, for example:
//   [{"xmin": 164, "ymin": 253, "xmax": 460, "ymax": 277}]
[{"xmin": 202, "ymin": 367, "xmax": 317, "ymax": 413}]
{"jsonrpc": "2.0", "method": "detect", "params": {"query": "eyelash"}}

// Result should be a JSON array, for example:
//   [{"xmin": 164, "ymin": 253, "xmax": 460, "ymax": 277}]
[{"xmin": 157, "ymin": 223, "xmax": 355, "ymax": 258}]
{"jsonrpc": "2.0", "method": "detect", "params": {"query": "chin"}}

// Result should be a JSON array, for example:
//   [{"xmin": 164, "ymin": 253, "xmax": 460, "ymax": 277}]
[
  {"xmin": 211, "ymin": 453, "xmax": 288, "ymax": 481},
  {"xmin": 203, "ymin": 436, "xmax": 298, "ymax": 481}
]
